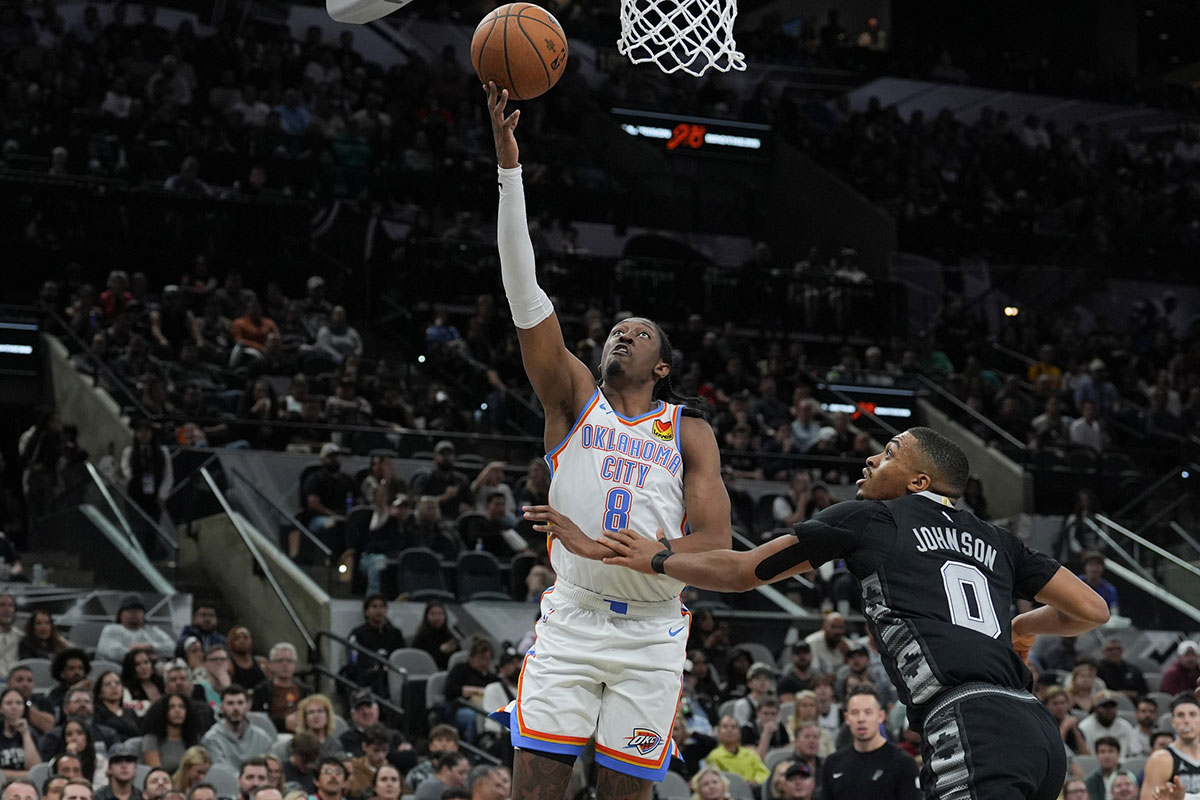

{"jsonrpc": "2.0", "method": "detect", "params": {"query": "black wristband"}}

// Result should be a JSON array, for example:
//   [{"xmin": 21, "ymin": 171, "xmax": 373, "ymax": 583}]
[
  {"xmin": 651, "ymin": 549, "xmax": 673, "ymax": 574},
  {"xmin": 657, "ymin": 537, "xmax": 673, "ymax": 552}
]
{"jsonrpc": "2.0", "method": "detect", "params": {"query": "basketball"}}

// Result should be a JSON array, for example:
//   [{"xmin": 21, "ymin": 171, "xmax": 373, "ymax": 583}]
[{"xmin": 471, "ymin": 3, "xmax": 569, "ymax": 101}]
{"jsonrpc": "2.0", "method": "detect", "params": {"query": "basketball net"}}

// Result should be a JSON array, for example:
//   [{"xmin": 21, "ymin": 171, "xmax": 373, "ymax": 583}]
[{"xmin": 618, "ymin": 0, "xmax": 745, "ymax": 76}]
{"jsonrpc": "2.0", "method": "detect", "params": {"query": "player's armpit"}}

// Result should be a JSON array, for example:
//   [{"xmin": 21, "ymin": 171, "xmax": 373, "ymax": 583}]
[
  {"xmin": 1025, "ymin": 566, "xmax": 1111, "ymax": 630},
  {"xmin": 673, "ymin": 416, "xmax": 732, "ymax": 553}
]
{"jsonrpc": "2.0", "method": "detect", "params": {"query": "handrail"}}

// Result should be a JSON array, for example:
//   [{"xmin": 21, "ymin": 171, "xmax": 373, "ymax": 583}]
[
  {"xmin": 228, "ymin": 467, "xmax": 332, "ymax": 559},
  {"xmin": 1094, "ymin": 513, "xmax": 1200, "ymax": 582},
  {"xmin": 445, "ymin": 701, "xmax": 504, "ymax": 765},
  {"xmin": 1169, "ymin": 521, "xmax": 1200, "ymax": 561},
  {"xmin": 85, "ymin": 462, "xmax": 138, "ymax": 547},
  {"xmin": 916, "ymin": 375, "xmax": 1026, "ymax": 451},
  {"xmin": 308, "ymin": 663, "xmax": 405, "ymax": 720},
  {"xmin": 1083, "ymin": 519, "xmax": 1155, "ymax": 583},
  {"xmin": 314, "ymin": 630, "xmax": 408, "ymax": 679},
  {"xmin": 98, "ymin": 467, "xmax": 180, "ymax": 552},
  {"xmin": 168, "ymin": 452, "xmax": 219, "ymax": 500},
  {"xmin": 199, "ymin": 467, "xmax": 317, "ymax": 652},
  {"xmin": 1100, "ymin": 556, "xmax": 1200, "ymax": 626},
  {"xmin": 46, "ymin": 309, "xmax": 154, "ymax": 421},
  {"xmin": 989, "ymin": 341, "xmax": 1037, "ymax": 368},
  {"xmin": 1113, "ymin": 464, "xmax": 1195, "ymax": 520}
]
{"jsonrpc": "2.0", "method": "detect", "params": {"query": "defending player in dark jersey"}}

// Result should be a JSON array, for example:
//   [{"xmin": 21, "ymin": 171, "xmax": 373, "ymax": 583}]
[
  {"xmin": 1143, "ymin": 694, "xmax": 1200, "ymax": 800},
  {"xmin": 549, "ymin": 427, "xmax": 1111, "ymax": 800}
]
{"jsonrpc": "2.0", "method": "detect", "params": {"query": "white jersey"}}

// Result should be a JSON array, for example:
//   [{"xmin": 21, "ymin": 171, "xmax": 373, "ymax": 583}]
[{"xmin": 545, "ymin": 387, "xmax": 687, "ymax": 602}]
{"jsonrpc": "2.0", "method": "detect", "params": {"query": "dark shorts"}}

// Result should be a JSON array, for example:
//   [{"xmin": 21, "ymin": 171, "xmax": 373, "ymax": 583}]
[{"xmin": 920, "ymin": 687, "xmax": 1067, "ymax": 800}]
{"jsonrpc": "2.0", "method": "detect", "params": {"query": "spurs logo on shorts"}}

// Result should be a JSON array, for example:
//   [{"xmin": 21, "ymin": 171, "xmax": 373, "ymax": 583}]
[{"xmin": 624, "ymin": 728, "xmax": 662, "ymax": 755}]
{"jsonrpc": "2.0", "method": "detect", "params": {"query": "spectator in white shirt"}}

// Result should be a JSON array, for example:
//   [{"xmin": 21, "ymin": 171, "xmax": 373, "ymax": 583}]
[
  {"xmin": 803, "ymin": 614, "xmax": 847, "ymax": 675},
  {"xmin": 96, "ymin": 595, "xmax": 176, "ymax": 662},
  {"xmin": 1078, "ymin": 692, "xmax": 1145, "ymax": 757},
  {"xmin": 1069, "ymin": 400, "xmax": 1105, "ymax": 452}
]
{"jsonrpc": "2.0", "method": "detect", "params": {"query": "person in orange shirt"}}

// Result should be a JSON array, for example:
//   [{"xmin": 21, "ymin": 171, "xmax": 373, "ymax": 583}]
[
  {"xmin": 230, "ymin": 300, "xmax": 279, "ymax": 367},
  {"xmin": 1027, "ymin": 344, "xmax": 1063, "ymax": 394}
]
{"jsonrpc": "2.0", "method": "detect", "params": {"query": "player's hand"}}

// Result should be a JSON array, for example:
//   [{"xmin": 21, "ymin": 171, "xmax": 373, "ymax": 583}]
[
  {"xmin": 523, "ymin": 505, "xmax": 612, "ymax": 560},
  {"xmin": 599, "ymin": 527, "xmax": 665, "ymax": 575},
  {"xmin": 1155, "ymin": 777, "xmax": 1185, "ymax": 799},
  {"xmin": 485, "ymin": 81, "xmax": 520, "ymax": 169},
  {"xmin": 1012, "ymin": 631, "xmax": 1036, "ymax": 667}
]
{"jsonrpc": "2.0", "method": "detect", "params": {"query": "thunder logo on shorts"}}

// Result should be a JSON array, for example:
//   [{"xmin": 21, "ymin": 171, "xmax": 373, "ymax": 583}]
[{"xmin": 624, "ymin": 727, "xmax": 663, "ymax": 755}]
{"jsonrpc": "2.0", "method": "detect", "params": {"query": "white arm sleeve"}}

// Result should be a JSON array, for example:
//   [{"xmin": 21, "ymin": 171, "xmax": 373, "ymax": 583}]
[{"xmin": 497, "ymin": 165, "xmax": 554, "ymax": 330}]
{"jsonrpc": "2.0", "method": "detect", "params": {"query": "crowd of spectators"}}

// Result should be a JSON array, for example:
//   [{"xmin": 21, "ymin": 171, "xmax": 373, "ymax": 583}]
[{"xmin": 0, "ymin": 592, "xmax": 516, "ymax": 800}]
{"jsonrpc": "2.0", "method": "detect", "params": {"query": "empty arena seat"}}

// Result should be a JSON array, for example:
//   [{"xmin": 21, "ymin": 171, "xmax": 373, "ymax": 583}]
[
  {"xmin": 455, "ymin": 551, "xmax": 511, "ymax": 602},
  {"xmin": 389, "ymin": 648, "xmax": 439, "ymax": 680},
  {"xmin": 658, "ymin": 771, "xmax": 690, "ymax": 799},
  {"xmin": 509, "ymin": 551, "xmax": 537, "ymax": 601},
  {"xmin": 395, "ymin": 548, "xmax": 454, "ymax": 602},
  {"xmin": 248, "ymin": 711, "xmax": 276, "ymax": 738},
  {"xmin": 723, "ymin": 772, "xmax": 755, "ymax": 800}
]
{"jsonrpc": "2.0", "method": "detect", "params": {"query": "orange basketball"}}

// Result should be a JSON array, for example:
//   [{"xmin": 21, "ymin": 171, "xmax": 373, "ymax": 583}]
[{"xmin": 471, "ymin": 3, "xmax": 569, "ymax": 101}]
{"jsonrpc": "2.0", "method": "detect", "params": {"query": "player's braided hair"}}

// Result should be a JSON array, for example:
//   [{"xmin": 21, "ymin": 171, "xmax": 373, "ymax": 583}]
[{"xmin": 644, "ymin": 319, "xmax": 706, "ymax": 420}]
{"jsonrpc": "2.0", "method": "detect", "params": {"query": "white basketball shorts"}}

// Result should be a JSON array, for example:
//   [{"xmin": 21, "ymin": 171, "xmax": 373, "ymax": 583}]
[{"xmin": 490, "ymin": 579, "xmax": 690, "ymax": 780}]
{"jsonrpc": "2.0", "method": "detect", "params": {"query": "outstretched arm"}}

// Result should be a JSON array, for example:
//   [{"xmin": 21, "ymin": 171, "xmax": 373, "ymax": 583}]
[
  {"xmin": 600, "ymin": 529, "xmax": 812, "ymax": 592},
  {"xmin": 488, "ymin": 82, "xmax": 594, "ymax": 445}
]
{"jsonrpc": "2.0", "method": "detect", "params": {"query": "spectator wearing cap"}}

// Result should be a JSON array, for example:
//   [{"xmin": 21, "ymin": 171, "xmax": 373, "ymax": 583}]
[
  {"xmin": 480, "ymin": 648, "xmax": 521, "ymax": 738},
  {"xmin": 338, "ymin": 692, "xmax": 410, "ymax": 763},
  {"xmin": 1074, "ymin": 359, "xmax": 1120, "ymax": 418},
  {"xmin": 804, "ymin": 613, "xmax": 848, "ymax": 675},
  {"xmin": 249, "ymin": 643, "xmax": 308, "ymax": 733},
  {"xmin": 1162, "ymin": 640, "xmax": 1200, "ymax": 695},
  {"xmin": 732, "ymin": 663, "xmax": 777, "ymax": 727},
  {"xmin": 777, "ymin": 641, "xmax": 815, "ymax": 701},
  {"xmin": 704, "ymin": 715, "xmax": 769, "ymax": 786},
  {"xmin": 835, "ymin": 638, "xmax": 895, "ymax": 706},
  {"xmin": 95, "ymin": 741, "xmax": 143, "ymax": 800},
  {"xmin": 119, "ymin": 419, "xmax": 174, "ymax": 548},
  {"xmin": 346, "ymin": 596, "xmax": 406, "ymax": 690},
  {"xmin": 325, "ymin": 378, "xmax": 374, "ymax": 428},
  {"xmin": 412, "ymin": 442, "xmax": 473, "ymax": 519},
  {"xmin": 297, "ymin": 444, "xmax": 357, "ymax": 558},
  {"xmin": 1079, "ymin": 691, "xmax": 1144, "ymax": 757},
  {"xmin": 779, "ymin": 762, "xmax": 816, "ymax": 800},
  {"xmin": 1078, "ymin": 552, "xmax": 1119, "ymax": 612},
  {"xmin": 97, "ymin": 595, "xmax": 176, "ymax": 663},
  {"xmin": 1095, "ymin": 639, "xmax": 1148, "ymax": 700}
]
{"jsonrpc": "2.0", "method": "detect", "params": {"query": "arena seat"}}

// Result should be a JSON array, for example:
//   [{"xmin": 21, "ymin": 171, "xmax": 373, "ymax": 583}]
[
  {"xmin": 207, "ymin": 764, "xmax": 239, "ymax": 797},
  {"xmin": 425, "ymin": 671, "xmax": 448, "ymax": 710},
  {"xmin": 658, "ymin": 771, "xmax": 690, "ymax": 799},
  {"xmin": 764, "ymin": 747, "xmax": 794, "ymax": 773},
  {"xmin": 248, "ymin": 711, "xmax": 276, "ymax": 738},
  {"xmin": 388, "ymin": 648, "xmax": 439, "ymax": 680},
  {"xmin": 28, "ymin": 763, "xmax": 48, "ymax": 789},
  {"xmin": 723, "ymin": 771, "xmax": 755, "ymax": 800},
  {"xmin": 1122, "ymin": 755, "xmax": 1146, "ymax": 775},
  {"xmin": 508, "ymin": 551, "xmax": 537, "ymax": 601},
  {"xmin": 455, "ymin": 551, "xmax": 511, "ymax": 602},
  {"xmin": 394, "ymin": 548, "xmax": 455, "ymax": 602},
  {"xmin": 16, "ymin": 658, "xmax": 53, "ymax": 690},
  {"xmin": 737, "ymin": 642, "xmax": 777, "ymax": 671},
  {"xmin": 1071, "ymin": 755, "xmax": 1098, "ymax": 777}
]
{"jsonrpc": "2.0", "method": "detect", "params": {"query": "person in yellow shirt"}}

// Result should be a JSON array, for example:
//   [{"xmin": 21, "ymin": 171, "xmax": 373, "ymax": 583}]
[
  {"xmin": 704, "ymin": 716, "xmax": 769, "ymax": 786},
  {"xmin": 1028, "ymin": 344, "xmax": 1063, "ymax": 393}
]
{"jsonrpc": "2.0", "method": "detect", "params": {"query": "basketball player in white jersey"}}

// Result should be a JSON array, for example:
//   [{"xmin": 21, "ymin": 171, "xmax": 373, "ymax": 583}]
[{"xmin": 484, "ymin": 82, "xmax": 733, "ymax": 800}]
